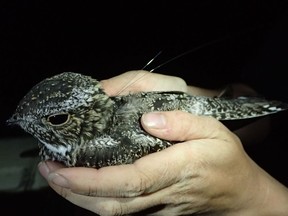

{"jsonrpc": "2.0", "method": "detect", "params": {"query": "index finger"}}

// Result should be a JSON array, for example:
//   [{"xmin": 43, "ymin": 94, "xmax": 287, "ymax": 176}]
[
  {"xmin": 45, "ymin": 142, "xmax": 188, "ymax": 197},
  {"xmin": 100, "ymin": 70, "xmax": 187, "ymax": 96}
]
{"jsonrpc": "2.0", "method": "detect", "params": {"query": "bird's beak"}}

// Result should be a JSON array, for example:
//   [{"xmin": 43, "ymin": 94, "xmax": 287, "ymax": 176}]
[{"xmin": 6, "ymin": 114, "xmax": 20, "ymax": 126}]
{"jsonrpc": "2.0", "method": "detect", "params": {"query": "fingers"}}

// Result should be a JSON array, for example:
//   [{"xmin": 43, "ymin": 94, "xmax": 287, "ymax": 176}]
[
  {"xmin": 47, "ymin": 182, "xmax": 169, "ymax": 216},
  {"xmin": 100, "ymin": 70, "xmax": 187, "ymax": 96},
  {"xmin": 42, "ymin": 161, "xmax": 190, "ymax": 215},
  {"xmin": 38, "ymin": 111, "xmax": 238, "ymax": 199},
  {"xmin": 100, "ymin": 71, "xmax": 149, "ymax": 95},
  {"xmin": 37, "ymin": 111, "xmax": 244, "ymax": 215},
  {"xmin": 39, "ymin": 143, "xmax": 189, "ymax": 197},
  {"xmin": 141, "ymin": 111, "xmax": 235, "ymax": 142}
]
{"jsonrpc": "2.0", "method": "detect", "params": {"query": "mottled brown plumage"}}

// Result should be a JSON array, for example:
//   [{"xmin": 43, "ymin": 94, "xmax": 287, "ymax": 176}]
[{"xmin": 8, "ymin": 72, "xmax": 288, "ymax": 168}]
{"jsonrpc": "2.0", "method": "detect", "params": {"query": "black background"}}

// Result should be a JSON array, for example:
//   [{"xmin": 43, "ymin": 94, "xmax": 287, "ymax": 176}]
[
  {"xmin": 1, "ymin": 1, "xmax": 288, "ymax": 215},
  {"xmin": 2, "ymin": 1, "xmax": 288, "ymax": 136},
  {"xmin": 1, "ymin": 1, "xmax": 288, "ymax": 136}
]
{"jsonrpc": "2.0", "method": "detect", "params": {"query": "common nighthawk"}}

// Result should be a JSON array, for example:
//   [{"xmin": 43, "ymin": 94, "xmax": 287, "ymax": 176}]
[{"xmin": 7, "ymin": 72, "xmax": 288, "ymax": 168}]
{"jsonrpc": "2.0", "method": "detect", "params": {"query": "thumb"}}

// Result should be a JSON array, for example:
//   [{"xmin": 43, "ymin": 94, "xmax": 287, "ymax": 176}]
[{"xmin": 141, "ymin": 111, "xmax": 234, "ymax": 142}]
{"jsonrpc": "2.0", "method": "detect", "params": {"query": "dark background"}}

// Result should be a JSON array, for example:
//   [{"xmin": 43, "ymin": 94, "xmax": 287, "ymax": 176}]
[
  {"xmin": 1, "ymin": 1, "xmax": 288, "ymax": 215},
  {"xmin": 1, "ymin": 1, "xmax": 288, "ymax": 135}
]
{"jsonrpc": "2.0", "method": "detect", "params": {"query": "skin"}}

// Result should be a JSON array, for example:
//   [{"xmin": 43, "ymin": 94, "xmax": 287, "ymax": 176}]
[{"xmin": 38, "ymin": 70, "xmax": 288, "ymax": 215}]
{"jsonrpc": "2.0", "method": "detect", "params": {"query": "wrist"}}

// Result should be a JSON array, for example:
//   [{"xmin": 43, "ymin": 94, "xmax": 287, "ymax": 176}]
[{"xmin": 234, "ymin": 159, "xmax": 288, "ymax": 215}]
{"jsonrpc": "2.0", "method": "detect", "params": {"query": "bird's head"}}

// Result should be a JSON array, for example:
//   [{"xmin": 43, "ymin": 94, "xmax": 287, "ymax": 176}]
[{"xmin": 8, "ymin": 72, "xmax": 115, "ymax": 160}]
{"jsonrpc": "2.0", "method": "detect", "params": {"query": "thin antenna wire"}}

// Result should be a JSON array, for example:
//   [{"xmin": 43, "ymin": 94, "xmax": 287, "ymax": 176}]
[
  {"xmin": 116, "ymin": 38, "xmax": 225, "ymax": 95},
  {"xmin": 114, "ymin": 51, "xmax": 163, "ymax": 95},
  {"xmin": 150, "ymin": 38, "xmax": 225, "ymax": 72},
  {"xmin": 141, "ymin": 51, "xmax": 163, "ymax": 70}
]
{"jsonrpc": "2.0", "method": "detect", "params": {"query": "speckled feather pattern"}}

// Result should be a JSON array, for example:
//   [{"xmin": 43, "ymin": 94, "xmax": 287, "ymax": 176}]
[{"xmin": 8, "ymin": 72, "xmax": 288, "ymax": 168}]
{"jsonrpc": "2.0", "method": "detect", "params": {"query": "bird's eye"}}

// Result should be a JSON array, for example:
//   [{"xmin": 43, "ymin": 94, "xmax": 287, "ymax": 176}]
[{"xmin": 46, "ymin": 113, "xmax": 70, "ymax": 126}]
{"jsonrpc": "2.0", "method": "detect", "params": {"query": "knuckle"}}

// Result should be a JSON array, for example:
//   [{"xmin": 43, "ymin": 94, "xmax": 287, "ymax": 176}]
[
  {"xmin": 128, "ymin": 164, "xmax": 153, "ymax": 195},
  {"xmin": 57, "ymin": 186, "xmax": 70, "ymax": 199},
  {"xmin": 124, "ymin": 177, "xmax": 146, "ymax": 196},
  {"xmin": 97, "ymin": 201, "xmax": 128, "ymax": 216}
]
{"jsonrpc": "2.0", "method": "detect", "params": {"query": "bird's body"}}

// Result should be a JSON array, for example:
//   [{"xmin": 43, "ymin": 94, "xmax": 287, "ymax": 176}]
[{"xmin": 8, "ymin": 72, "xmax": 288, "ymax": 168}]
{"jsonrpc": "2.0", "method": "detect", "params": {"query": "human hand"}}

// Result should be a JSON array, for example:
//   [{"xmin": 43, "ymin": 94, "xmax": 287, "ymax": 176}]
[
  {"xmin": 38, "ymin": 111, "xmax": 288, "ymax": 215},
  {"xmin": 100, "ymin": 70, "xmax": 222, "ymax": 97},
  {"xmin": 38, "ymin": 70, "xmax": 287, "ymax": 215},
  {"xmin": 100, "ymin": 70, "xmax": 188, "ymax": 95},
  {"xmin": 101, "ymin": 70, "xmax": 271, "ymax": 146}
]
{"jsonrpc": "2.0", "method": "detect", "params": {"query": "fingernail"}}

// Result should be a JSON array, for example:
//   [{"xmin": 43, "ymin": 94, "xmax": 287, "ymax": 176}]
[
  {"xmin": 48, "ymin": 173, "xmax": 70, "ymax": 189},
  {"xmin": 142, "ymin": 112, "xmax": 166, "ymax": 129},
  {"xmin": 38, "ymin": 161, "xmax": 50, "ymax": 179}
]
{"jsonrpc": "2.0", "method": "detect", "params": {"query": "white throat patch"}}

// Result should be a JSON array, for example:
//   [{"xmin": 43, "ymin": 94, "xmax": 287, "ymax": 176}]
[{"xmin": 39, "ymin": 139, "xmax": 71, "ymax": 156}]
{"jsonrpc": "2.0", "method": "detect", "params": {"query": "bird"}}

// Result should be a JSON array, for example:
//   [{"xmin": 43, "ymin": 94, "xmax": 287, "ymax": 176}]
[{"xmin": 7, "ymin": 72, "xmax": 288, "ymax": 168}]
